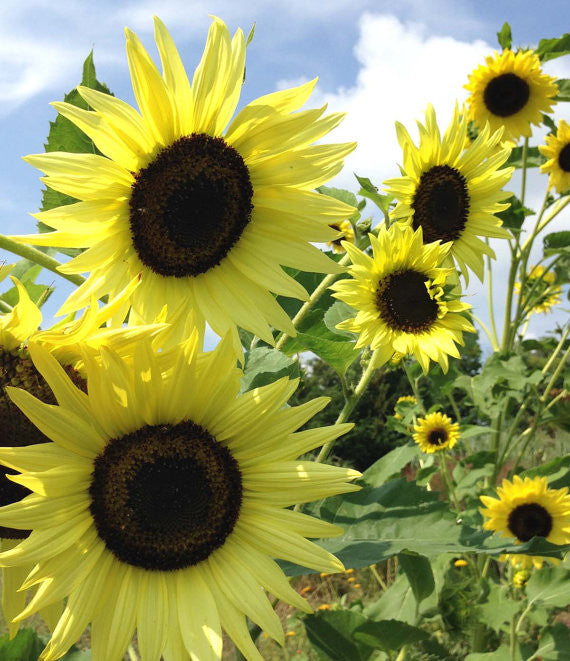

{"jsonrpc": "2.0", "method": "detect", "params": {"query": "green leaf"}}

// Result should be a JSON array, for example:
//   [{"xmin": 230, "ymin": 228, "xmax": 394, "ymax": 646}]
[
  {"xmin": 354, "ymin": 174, "xmax": 392, "ymax": 214},
  {"xmin": 398, "ymin": 552, "xmax": 435, "ymax": 605},
  {"xmin": 465, "ymin": 645, "xmax": 523, "ymax": 660},
  {"xmin": 317, "ymin": 186, "xmax": 359, "ymax": 217},
  {"xmin": 522, "ymin": 454, "xmax": 570, "ymax": 489},
  {"xmin": 460, "ymin": 425, "xmax": 491, "ymax": 440},
  {"xmin": 554, "ymin": 78, "xmax": 570, "ymax": 101},
  {"xmin": 525, "ymin": 566, "xmax": 570, "ymax": 609},
  {"xmin": 353, "ymin": 619, "xmax": 428, "ymax": 652},
  {"xmin": 361, "ymin": 445, "xmax": 419, "ymax": 486},
  {"xmin": 41, "ymin": 51, "xmax": 112, "ymax": 219},
  {"xmin": 0, "ymin": 261, "xmax": 54, "ymax": 308},
  {"xmin": 505, "ymin": 147, "xmax": 546, "ymax": 169},
  {"xmin": 241, "ymin": 347, "xmax": 300, "ymax": 391},
  {"xmin": 282, "ymin": 309, "xmax": 358, "ymax": 376},
  {"xmin": 276, "ymin": 265, "xmax": 346, "ymax": 321},
  {"xmin": 544, "ymin": 231, "xmax": 570, "ymax": 255},
  {"xmin": 534, "ymin": 623, "xmax": 570, "ymax": 660},
  {"xmin": 496, "ymin": 22, "xmax": 512, "ymax": 50},
  {"xmin": 477, "ymin": 583, "xmax": 522, "ymax": 633},
  {"xmin": 497, "ymin": 195, "xmax": 535, "ymax": 232},
  {"xmin": 323, "ymin": 301, "xmax": 358, "ymax": 339},
  {"xmin": 62, "ymin": 649, "xmax": 92, "ymax": 660},
  {"xmin": 304, "ymin": 611, "xmax": 374, "ymax": 661},
  {"xmin": 246, "ymin": 22, "xmax": 256, "ymax": 46},
  {"xmin": 0, "ymin": 629, "xmax": 44, "ymax": 661},
  {"xmin": 536, "ymin": 34, "xmax": 570, "ymax": 62}
]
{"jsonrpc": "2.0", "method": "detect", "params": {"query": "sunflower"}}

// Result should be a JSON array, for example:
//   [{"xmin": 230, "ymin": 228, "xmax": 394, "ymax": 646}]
[
  {"xmin": 15, "ymin": 17, "xmax": 355, "ymax": 352},
  {"xmin": 0, "ymin": 334, "xmax": 359, "ymax": 660},
  {"xmin": 393, "ymin": 395, "xmax": 417, "ymax": 420},
  {"xmin": 326, "ymin": 219, "xmax": 355, "ymax": 253},
  {"xmin": 465, "ymin": 49, "xmax": 558, "ymax": 143},
  {"xmin": 480, "ymin": 475, "xmax": 570, "ymax": 570},
  {"xmin": 539, "ymin": 119, "xmax": 570, "ymax": 194},
  {"xmin": 413, "ymin": 412, "xmax": 460, "ymax": 454},
  {"xmin": 383, "ymin": 104, "xmax": 513, "ymax": 282},
  {"xmin": 330, "ymin": 224, "xmax": 474, "ymax": 374},
  {"xmin": 514, "ymin": 264, "xmax": 562, "ymax": 314}
]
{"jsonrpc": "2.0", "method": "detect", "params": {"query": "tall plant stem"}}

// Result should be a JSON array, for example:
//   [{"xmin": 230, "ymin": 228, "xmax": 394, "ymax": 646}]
[
  {"xmin": 520, "ymin": 138, "xmax": 529, "ymax": 206},
  {"xmin": 0, "ymin": 234, "xmax": 85, "ymax": 288},
  {"xmin": 274, "ymin": 254, "xmax": 351, "ymax": 352},
  {"xmin": 485, "ymin": 241, "xmax": 500, "ymax": 349},
  {"xmin": 314, "ymin": 351, "xmax": 380, "ymax": 465},
  {"xmin": 472, "ymin": 314, "xmax": 498, "ymax": 351},
  {"xmin": 439, "ymin": 453, "xmax": 460, "ymax": 511},
  {"xmin": 402, "ymin": 361, "xmax": 426, "ymax": 414}
]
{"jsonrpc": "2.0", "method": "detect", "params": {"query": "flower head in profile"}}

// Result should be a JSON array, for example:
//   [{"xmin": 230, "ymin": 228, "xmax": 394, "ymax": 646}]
[
  {"xmin": 393, "ymin": 394, "xmax": 417, "ymax": 420},
  {"xmin": 465, "ymin": 49, "xmax": 558, "ymax": 142},
  {"xmin": 383, "ymin": 104, "xmax": 513, "ymax": 282},
  {"xmin": 15, "ymin": 17, "xmax": 356, "ymax": 352},
  {"xmin": 327, "ymin": 219, "xmax": 355, "ymax": 253},
  {"xmin": 539, "ymin": 119, "xmax": 570, "ymax": 194},
  {"xmin": 330, "ymin": 224, "xmax": 474, "ymax": 374},
  {"xmin": 480, "ymin": 475, "xmax": 570, "ymax": 570},
  {"xmin": 413, "ymin": 412, "xmax": 459, "ymax": 453},
  {"xmin": 0, "ymin": 335, "xmax": 359, "ymax": 660},
  {"xmin": 514, "ymin": 264, "xmax": 562, "ymax": 314}
]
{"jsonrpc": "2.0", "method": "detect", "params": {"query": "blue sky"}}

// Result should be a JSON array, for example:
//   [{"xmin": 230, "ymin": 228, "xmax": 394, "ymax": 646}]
[{"xmin": 0, "ymin": 0, "xmax": 568, "ymax": 350}]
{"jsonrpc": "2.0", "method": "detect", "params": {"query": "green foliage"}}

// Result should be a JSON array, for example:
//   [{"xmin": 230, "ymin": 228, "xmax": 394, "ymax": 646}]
[
  {"xmin": 354, "ymin": 174, "xmax": 393, "ymax": 215},
  {"xmin": 477, "ymin": 583, "xmax": 522, "ymax": 633},
  {"xmin": 496, "ymin": 22, "xmax": 512, "ymax": 50},
  {"xmin": 40, "ymin": 51, "xmax": 112, "ymax": 230},
  {"xmin": 506, "ymin": 147, "xmax": 546, "ymax": 169},
  {"xmin": 525, "ymin": 566, "xmax": 570, "ymax": 609},
  {"xmin": 554, "ymin": 78, "xmax": 570, "ymax": 101},
  {"xmin": 303, "ymin": 611, "xmax": 374, "ymax": 660},
  {"xmin": 398, "ymin": 552, "xmax": 436, "ymax": 605},
  {"xmin": 0, "ymin": 629, "xmax": 44, "ymax": 661},
  {"xmin": 0, "ymin": 262, "xmax": 53, "ymax": 308},
  {"xmin": 497, "ymin": 195, "xmax": 535, "ymax": 233},
  {"xmin": 241, "ymin": 347, "xmax": 300, "ymax": 391},
  {"xmin": 543, "ymin": 231, "xmax": 570, "ymax": 255},
  {"xmin": 536, "ymin": 33, "xmax": 570, "ymax": 62},
  {"xmin": 354, "ymin": 619, "xmax": 429, "ymax": 652}
]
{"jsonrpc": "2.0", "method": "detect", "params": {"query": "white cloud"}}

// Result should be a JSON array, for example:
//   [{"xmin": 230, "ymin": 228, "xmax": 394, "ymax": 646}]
[{"xmin": 298, "ymin": 12, "xmax": 570, "ymax": 349}]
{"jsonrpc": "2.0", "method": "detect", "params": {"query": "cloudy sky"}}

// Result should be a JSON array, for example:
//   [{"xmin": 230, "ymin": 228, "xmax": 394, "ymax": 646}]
[{"xmin": 0, "ymin": 0, "xmax": 568, "ymax": 350}]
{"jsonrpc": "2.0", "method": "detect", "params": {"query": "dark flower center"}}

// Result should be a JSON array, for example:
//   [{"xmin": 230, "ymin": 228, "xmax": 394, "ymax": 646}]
[
  {"xmin": 89, "ymin": 421, "xmax": 242, "ymax": 571},
  {"xmin": 483, "ymin": 73, "xmax": 530, "ymax": 117},
  {"xmin": 0, "ymin": 348, "xmax": 86, "ymax": 538},
  {"xmin": 507, "ymin": 503, "xmax": 553, "ymax": 542},
  {"xmin": 558, "ymin": 143, "xmax": 570, "ymax": 173},
  {"xmin": 428, "ymin": 428, "xmax": 448, "ymax": 446},
  {"xmin": 376, "ymin": 270, "xmax": 439, "ymax": 333},
  {"xmin": 412, "ymin": 165, "xmax": 470, "ymax": 243},
  {"xmin": 129, "ymin": 133, "xmax": 253, "ymax": 278}
]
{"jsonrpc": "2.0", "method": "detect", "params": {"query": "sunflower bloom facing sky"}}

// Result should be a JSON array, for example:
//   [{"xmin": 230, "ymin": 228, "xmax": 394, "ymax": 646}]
[
  {"xmin": 539, "ymin": 119, "xmax": 570, "ymax": 194},
  {"xmin": 480, "ymin": 475, "xmax": 570, "ymax": 570},
  {"xmin": 383, "ymin": 105, "xmax": 514, "ymax": 282},
  {"xmin": 15, "ymin": 16, "xmax": 356, "ymax": 350},
  {"xmin": 413, "ymin": 412, "xmax": 460, "ymax": 454},
  {"xmin": 0, "ymin": 334, "xmax": 359, "ymax": 660},
  {"xmin": 465, "ymin": 49, "xmax": 558, "ymax": 143},
  {"xmin": 330, "ymin": 224, "xmax": 474, "ymax": 374}
]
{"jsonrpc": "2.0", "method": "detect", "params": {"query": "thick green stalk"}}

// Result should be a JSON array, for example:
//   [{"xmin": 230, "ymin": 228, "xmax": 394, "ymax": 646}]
[
  {"xmin": 274, "ymin": 254, "xmax": 351, "ymax": 352},
  {"xmin": 314, "ymin": 351, "xmax": 380, "ymax": 465},
  {"xmin": 520, "ymin": 138, "xmax": 529, "ymax": 206},
  {"xmin": 472, "ymin": 314, "xmax": 498, "ymax": 351},
  {"xmin": 485, "ymin": 241, "xmax": 500, "ymax": 349},
  {"xmin": 0, "ymin": 234, "xmax": 85, "ymax": 288}
]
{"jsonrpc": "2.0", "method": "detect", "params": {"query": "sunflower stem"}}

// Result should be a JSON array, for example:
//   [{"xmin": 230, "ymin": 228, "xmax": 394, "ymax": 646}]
[
  {"xmin": 0, "ymin": 234, "xmax": 86, "ymax": 288},
  {"xmin": 510, "ymin": 612, "xmax": 518, "ymax": 661},
  {"xmin": 0, "ymin": 299, "xmax": 13, "ymax": 314},
  {"xmin": 402, "ymin": 361, "xmax": 426, "ymax": 415},
  {"xmin": 274, "ymin": 254, "xmax": 351, "ymax": 352},
  {"xmin": 485, "ymin": 240, "xmax": 500, "ymax": 349},
  {"xmin": 369, "ymin": 564, "xmax": 388, "ymax": 591},
  {"xmin": 439, "ymin": 453, "xmax": 460, "ymax": 512},
  {"xmin": 472, "ymin": 314, "xmax": 498, "ymax": 351},
  {"xmin": 520, "ymin": 137, "xmax": 529, "ymax": 206},
  {"xmin": 313, "ymin": 350, "xmax": 380, "ymax": 465}
]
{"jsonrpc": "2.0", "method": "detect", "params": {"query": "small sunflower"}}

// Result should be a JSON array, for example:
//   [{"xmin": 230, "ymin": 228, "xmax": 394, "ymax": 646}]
[
  {"xmin": 0, "ymin": 336, "xmax": 359, "ymax": 660},
  {"xmin": 512, "ymin": 570, "xmax": 531, "ymax": 589},
  {"xmin": 330, "ymin": 224, "xmax": 474, "ymax": 374},
  {"xmin": 393, "ymin": 395, "xmax": 417, "ymax": 420},
  {"xmin": 465, "ymin": 49, "xmax": 558, "ymax": 142},
  {"xmin": 326, "ymin": 220, "xmax": 355, "ymax": 253},
  {"xmin": 383, "ymin": 104, "xmax": 513, "ymax": 282},
  {"xmin": 15, "ymin": 17, "xmax": 355, "ymax": 352},
  {"xmin": 539, "ymin": 119, "xmax": 570, "ymax": 194},
  {"xmin": 514, "ymin": 265, "xmax": 562, "ymax": 314},
  {"xmin": 413, "ymin": 412, "xmax": 459, "ymax": 453},
  {"xmin": 480, "ymin": 475, "xmax": 570, "ymax": 570}
]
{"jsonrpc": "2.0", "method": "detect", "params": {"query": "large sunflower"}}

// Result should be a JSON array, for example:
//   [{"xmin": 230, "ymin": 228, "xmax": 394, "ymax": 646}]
[
  {"xmin": 0, "ymin": 335, "xmax": 359, "ymax": 660},
  {"xmin": 465, "ymin": 49, "xmax": 558, "ymax": 143},
  {"xmin": 480, "ymin": 475, "xmax": 570, "ymax": 570},
  {"xmin": 383, "ymin": 105, "xmax": 513, "ymax": 282},
  {"xmin": 15, "ymin": 17, "xmax": 355, "ymax": 351},
  {"xmin": 329, "ymin": 224, "xmax": 474, "ymax": 374},
  {"xmin": 539, "ymin": 119, "xmax": 570, "ymax": 194},
  {"xmin": 413, "ymin": 412, "xmax": 459, "ymax": 454}
]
